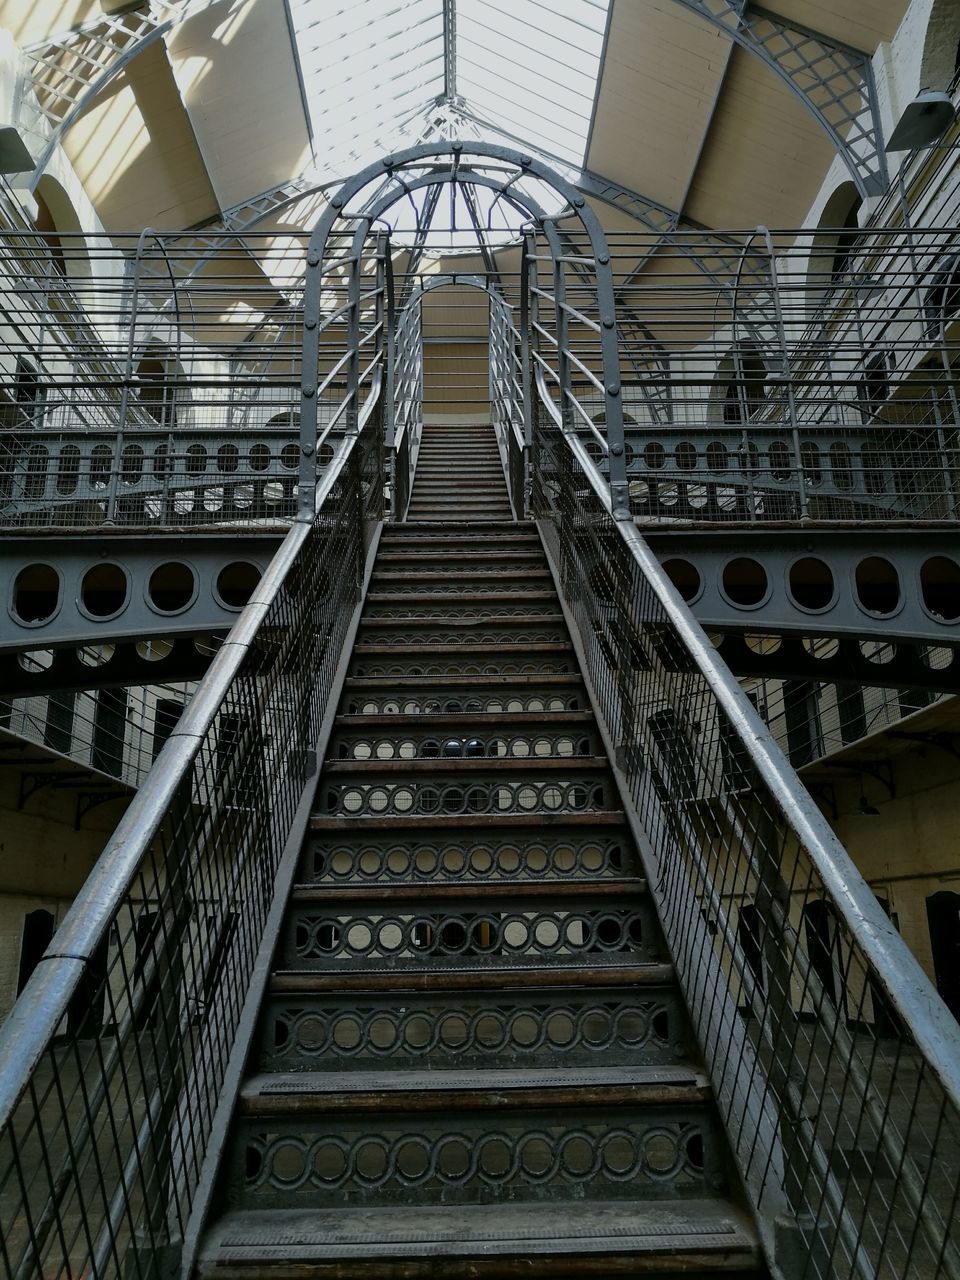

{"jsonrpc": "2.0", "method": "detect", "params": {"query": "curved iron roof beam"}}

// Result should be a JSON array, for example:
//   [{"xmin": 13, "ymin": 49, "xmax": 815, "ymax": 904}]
[
  {"xmin": 23, "ymin": 0, "xmax": 223, "ymax": 192},
  {"xmin": 666, "ymin": 0, "xmax": 888, "ymax": 197}
]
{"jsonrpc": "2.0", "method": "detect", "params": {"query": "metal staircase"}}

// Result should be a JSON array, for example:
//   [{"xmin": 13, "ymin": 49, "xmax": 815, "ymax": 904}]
[
  {"xmin": 2, "ymin": 145, "xmax": 960, "ymax": 1280},
  {"xmin": 194, "ymin": 419, "xmax": 762, "ymax": 1276}
]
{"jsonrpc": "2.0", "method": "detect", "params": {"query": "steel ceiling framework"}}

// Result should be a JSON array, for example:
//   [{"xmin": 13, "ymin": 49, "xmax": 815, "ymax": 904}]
[{"xmin": 20, "ymin": 0, "xmax": 890, "ymax": 238}]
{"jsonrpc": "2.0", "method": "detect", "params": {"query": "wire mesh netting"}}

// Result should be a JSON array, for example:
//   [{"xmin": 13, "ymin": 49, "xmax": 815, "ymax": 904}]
[{"xmin": 533, "ymin": 415, "xmax": 960, "ymax": 1279}]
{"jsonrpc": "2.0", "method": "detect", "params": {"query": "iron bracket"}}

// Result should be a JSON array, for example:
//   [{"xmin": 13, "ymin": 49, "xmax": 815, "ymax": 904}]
[{"xmin": 667, "ymin": 0, "xmax": 888, "ymax": 196}]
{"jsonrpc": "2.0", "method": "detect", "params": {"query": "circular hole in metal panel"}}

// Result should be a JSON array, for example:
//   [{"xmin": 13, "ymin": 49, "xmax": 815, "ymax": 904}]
[
  {"xmin": 662, "ymin": 558, "xmax": 701, "ymax": 603},
  {"xmin": 920, "ymin": 556, "xmax": 960, "ymax": 622},
  {"xmin": 788, "ymin": 557, "xmax": 835, "ymax": 611},
  {"xmin": 721, "ymin": 557, "xmax": 769, "ymax": 608},
  {"xmin": 855, "ymin": 556, "xmax": 901, "ymax": 616},
  {"xmin": 216, "ymin": 561, "xmax": 261, "ymax": 609},
  {"xmin": 12, "ymin": 564, "xmax": 60, "ymax": 625},
  {"xmin": 80, "ymin": 563, "xmax": 128, "ymax": 619},
  {"xmin": 148, "ymin": 561, "xmax": 196, "ymax": 614}
]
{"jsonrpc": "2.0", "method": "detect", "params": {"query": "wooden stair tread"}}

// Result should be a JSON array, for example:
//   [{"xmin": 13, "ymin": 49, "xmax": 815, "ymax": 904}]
[
  {"xmin": 198, "ymin": 1199, "xmax": 760, "ymax": 1273},
  {"xmin": 290, "ymin": 878, "xmax": 646, "ymax": 903},
  {"xmin": 270, "ymin": 962, "xmax": 677, "ymax": 994},
  {"xmin": 310, "ymin": 811, "xmax": 625, "ymax": 831},
  {"xmin": 238, "ymin": 1066, "xmax": 711, "ymax": 1114}
]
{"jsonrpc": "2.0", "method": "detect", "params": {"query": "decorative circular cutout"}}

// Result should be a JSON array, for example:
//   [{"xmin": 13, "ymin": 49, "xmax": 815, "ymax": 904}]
[
  {"xmin": 136, "ymin": 638, "xmax": 174, "ymax": 662},
  {"xmin": 788, "ymin": 557, "xmax": 835, "ymax": 612},
  {"xmin": 78, "ymin": 644, "xmax": 115, "ymax": 668},
  {"xmin": 920, "ymin": 556, "xmax": 960, "ymax": 622},
  {"xmin": 80, "ymin": 563, "xmax": 129, "ymax": 619},
  {"xmin": 148, "ymin": 562, "xmax": 197, "ymax": 614},
  {"xmin": 721, "ymin": 557, "xmax": 769, "ymax": 608},
  {"xmin": 18, "ymin": 649, "xmax": 54, "ymax": 673},
  {"xmin": 216, "ymin": 561, "xmax": 262, "ymax": 609},
  {"xmin": 662, "ymin": 558, "xmax": 701, "ymax": 603},
  {"xmin": 12, "ymin": 563, "xmax": 60, "ymax": 625},
  {"xmin": 854, "ymin": 557, "xmax": 901, "ymax": 616}
]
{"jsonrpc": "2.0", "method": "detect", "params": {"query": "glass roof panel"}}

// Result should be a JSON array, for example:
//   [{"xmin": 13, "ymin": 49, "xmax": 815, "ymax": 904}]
[
  {"xmin": 288, "ymin": 0, "xmax": 446, "ymax": 176},
  {"xmin": 288, "ymin": 0, "xmax": 609, "ymax": 185},
  {"xmin": 456, "ymin": 0, "xmax": 609, "ymax": 167}
]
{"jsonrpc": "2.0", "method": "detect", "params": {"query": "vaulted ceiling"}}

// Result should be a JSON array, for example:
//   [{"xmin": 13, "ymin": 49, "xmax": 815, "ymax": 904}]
[{"xmin": 7, "ymin": 0, "xmax": 912, "ymax": 240}]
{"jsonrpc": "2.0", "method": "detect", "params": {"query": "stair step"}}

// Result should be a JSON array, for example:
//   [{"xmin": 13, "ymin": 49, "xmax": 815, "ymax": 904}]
[
  {"xmin": 381, "ymin": 532, "xmax": 538, "ymax": 544},
  {"xmin": 366, "ymin": 591, "xmax": 558, "ymax": 604},
  {"xmin": 376, "ymin": 552, "xmax": 543, "ymax": 564},
  {"xmin": 310, "ymin": 811, "xmax": 623, "ymax": 831},
  {"xmin": 290, "ymin": 878, "xmax": 645, "ymax": 903},
  {"xmin": 333, "ymin": 710, "xmax": 595, "ymax": 728},
  {"xmin": 322, "ymin": 755, "xmax": 609, "ymax": 775},
  {"xmin": 270, "ymin": 961, "xmax": 676, "ymax": 994},
  {"xmin": 360, "ymin": 611, "xmax": 570, "ymax": 627},
  {"xmin": 215, "ymin": 1102, "xmax": 730, "ymax": 1211},
  {"xmin": 344, "ymin": 673, "xmax": 582, "ymax": 688},
  {"xmin": 197, "ymin": 1199, "xmax": 760, "ymax": 1276},
  {"xmin": 300, "ymin": 825, "xmax": 637, "ymax": 886},
  {"xmin": 351, "ymin": 642, "xmax": 571, "ymax": 655},
  {"xmin": 238, "ymin": 1066, "xmax": 710, "ymax": 1115},
  {"xmin": 256, "ymin": 979, "xmax": 690, "ymax": 1073}
]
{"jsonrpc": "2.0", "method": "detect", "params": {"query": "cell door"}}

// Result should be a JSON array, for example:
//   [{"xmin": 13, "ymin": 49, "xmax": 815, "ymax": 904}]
[{"xmin": 925, "ymin": 891, "xmax": 960, "ymax": 1021}]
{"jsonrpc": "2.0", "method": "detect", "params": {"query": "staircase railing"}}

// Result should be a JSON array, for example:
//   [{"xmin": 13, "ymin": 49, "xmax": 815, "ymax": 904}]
[
  {"xmin": 389, "ymin": 284, "xmax": 423, "ymax": 521},
  {"xmin": 489, "ymin": 288, "xmax": 527, "ymax": 520},
  {"xmin": 0, "ymin": 261, "xmax": 386, "ymax": 1278},
  {"xmin": 532, "ymin": 371, "xmax": 960, "ymax": 1279}
]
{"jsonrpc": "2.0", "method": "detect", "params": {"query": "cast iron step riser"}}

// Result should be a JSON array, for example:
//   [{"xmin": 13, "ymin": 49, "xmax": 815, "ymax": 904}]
[
  {"xmin": 347, "ymin": 659, "xmax": 577, "ymax": 678},
  {"xmin": 355, "ymin": 627, "xmax": 569, "ymax": 645},
  {"xmin": 326, "ymin": 734, "xmax": 605, "ymax": 765},
  {"xmin": 380, "ymin": 533, "xmax": 539, "ymax": 544},
  {"xmin": 297, "ymin": 829, "xmax": 639, "ymax": 886},
  {"xmin": 197, "ymin": 1263, "xmax": 760, "ymax": 1279},
  {"xmin": 373, "ymin": 555, "xmax": 545, "ymax": 565},
  {"xmin": 254, "ymin": 988, "xmax": 693, "ymax": 1075},
  {"xmin": 340, "ymin": 691, "xmax": 588, "ymax": 715},
  {"xmin": 350, "ymin": 642, "xmax": 574, "ymax": 656},
  {"xmin": 279, "ymin": 897, "xmax": 662, "ymax": 971},
  {"xmin": 316, "ymin": 776, "xmax": 614, "ymax": 820},
  {"xmin": 223, "ymin": 1104, "xmax": 729, "ymax": 1213}
]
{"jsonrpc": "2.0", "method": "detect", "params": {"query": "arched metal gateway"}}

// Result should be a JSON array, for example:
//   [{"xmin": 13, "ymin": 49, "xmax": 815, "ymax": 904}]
[{"xmin": 297, "ymin": 141, "xmax": 632, "ymax": 521}]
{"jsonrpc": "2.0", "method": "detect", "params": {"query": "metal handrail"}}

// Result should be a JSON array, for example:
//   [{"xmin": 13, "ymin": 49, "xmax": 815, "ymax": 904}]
[
  {"xmin": 0, "ymin": 366, "xmax": 383, "ymax": 1127},
  {"xmin": 534, "ymin": 361, "xmax": 960, "ymax": 1109},
  {"xmin": 534, "ymin": 358, "xmax": 960, "ymax": 1276}
]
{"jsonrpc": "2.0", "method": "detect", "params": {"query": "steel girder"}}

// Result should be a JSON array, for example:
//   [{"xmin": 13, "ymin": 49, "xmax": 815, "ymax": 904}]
[
  {"xmin": 22, "ymin": 0, "xmax": 220, "ymax": 192},
  {"xmin": 667, "ymin": 0, "xmax": 888, "ymax": 197},
  {"xmin": 644, "ymin": 527, "xmax": 960, "ymax": 648},
  {"xmin": 715, "ymin": 632, "xmax": 960, "ymax": 694},
  {"xmin": 0, "ymin": 638, "xmax": 212, "ymax": 699},
  {"xmin": 0, "ymin": 531, "xmax": 282, "ymax": 657}
]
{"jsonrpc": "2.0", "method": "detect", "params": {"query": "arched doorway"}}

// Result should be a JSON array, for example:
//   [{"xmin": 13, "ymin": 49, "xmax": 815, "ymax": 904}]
[{"xmin": 925, "ymin": 890, "xmax": 960, "ymax": 1021}]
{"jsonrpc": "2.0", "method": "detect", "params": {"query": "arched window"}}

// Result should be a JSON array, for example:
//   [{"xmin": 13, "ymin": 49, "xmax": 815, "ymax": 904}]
[
  {"xmin": 135, "ymin": 345, "xmax": 182, "ymax": 428},
  {"xmin": 919, "ymin": 0, "xmax": 960, "ymax": 97},
  {"xmin": 858, "ymin": 349, "xmax": 892, "ymax": 414},
  {"xmin": 924, "ymin": 254, "xmax": 960, "ymax": 337},
  {"xmin": 32, "ymin": 176, "xmax": 89, "ymax": 281},
  {"xmin": 718, "ymin": 345, "xmax": 768, "ymax": 425},
  {"xmin": 805, "ymin": 182, "xmax": 864, "ymax": 296},
  {"xmin": 33, "ymin": 189, "xmax": 66, "ymax": 277}
]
